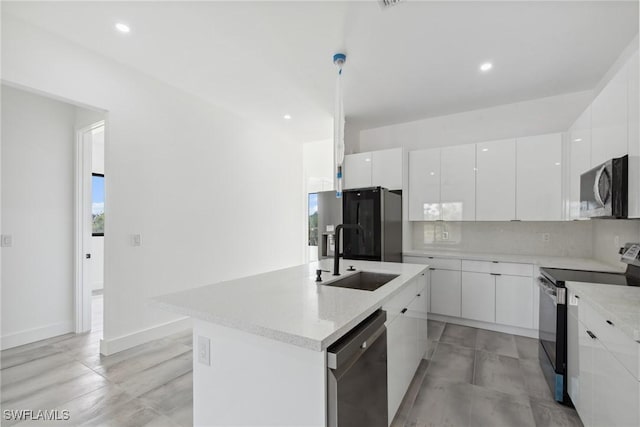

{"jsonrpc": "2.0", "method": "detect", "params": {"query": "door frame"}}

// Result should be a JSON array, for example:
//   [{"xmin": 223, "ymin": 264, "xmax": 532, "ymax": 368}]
[{"xmin": 74, "ymin": 120, "xmax": 104, "ymax": 333}]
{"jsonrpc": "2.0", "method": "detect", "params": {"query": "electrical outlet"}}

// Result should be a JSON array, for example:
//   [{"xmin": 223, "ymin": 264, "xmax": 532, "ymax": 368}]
[
  {"xmin": 197, "ymin": 336, "xmax": 210, "ymax": 366},
  {"xmin": 132, "ymin": 234, "xmax": 142, "ymax": 247},
  {"xmin": 542, "ymin": 233, "xmax": 551, "ymax": 243},
  {"xmin": 1, "ymin": 235, "xmax": 12, "ymax": 247},
  {"xmin": 442, "ymin": 231, "xmax": 449, "ymax": 240}
]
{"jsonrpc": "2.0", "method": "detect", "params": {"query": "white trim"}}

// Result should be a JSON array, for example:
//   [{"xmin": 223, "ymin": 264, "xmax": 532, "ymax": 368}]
[
  {"xmin": 100, "ymin": 317, "xmax": 192, "ymax": 356},
  {"xmin": 0, "ymin": 321, "xmax": 74, "ymax": 350},
  {"xmin": 428, "ymin": 313, "xmax": 539, "ymax": 339}
]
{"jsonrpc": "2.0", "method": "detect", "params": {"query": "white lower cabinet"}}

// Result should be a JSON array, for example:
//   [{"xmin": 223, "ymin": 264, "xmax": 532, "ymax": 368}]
[
  {"xmin": 430, "ymin": 269, "xmax": 461, "ymax": 317},
  {"xmin": 495, "ymin": 275, "xmax": 534, "ymax": 329},
  {"xmin": 385, "ymin": 273, "xmax": 428, "ymax": 426},
  {"xmin": 461, "ymin": 272, "xmax": 495, "ymax": 323},
  {"xmin": 567, "ymin": 293, "xmax": 640, "ymax": 427}
]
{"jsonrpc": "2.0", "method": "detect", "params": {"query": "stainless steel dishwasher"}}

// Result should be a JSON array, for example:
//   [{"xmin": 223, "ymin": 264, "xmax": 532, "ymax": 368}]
[{"xmin": 327, "ymin": 310, "xmax": 387, "ymax": 427}]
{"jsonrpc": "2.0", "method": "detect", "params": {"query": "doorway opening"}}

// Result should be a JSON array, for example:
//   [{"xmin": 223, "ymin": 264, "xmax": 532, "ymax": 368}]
[{"xmin": 75, "ymin": 121, "xmax": 106, "ymax": 335}]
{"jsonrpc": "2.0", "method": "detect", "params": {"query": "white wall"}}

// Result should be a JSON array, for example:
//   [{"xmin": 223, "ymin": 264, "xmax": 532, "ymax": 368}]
[
  {"xmin": 303, "ymin": 139, "xmax": 333, "ymax": 194},
  {"xmin": 412, "ymin": 221, "xmax": 594, "ymax": 258},
  {"xmin": 1, "ymin": 85, "xmax": 77, "ymax": 348},
  {"xmin": 2, "ymin": 16, "xmax": 304, "ymax": 354},
  {"xmin": 354, "ymin": 90, "xmax": 592, "ymax": 153}
]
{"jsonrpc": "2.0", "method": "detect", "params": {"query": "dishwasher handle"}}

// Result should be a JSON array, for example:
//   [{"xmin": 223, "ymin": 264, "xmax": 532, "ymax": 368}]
[{"xmin": 327, "ymin": 310, "xmax": 386, "ymax": 370}]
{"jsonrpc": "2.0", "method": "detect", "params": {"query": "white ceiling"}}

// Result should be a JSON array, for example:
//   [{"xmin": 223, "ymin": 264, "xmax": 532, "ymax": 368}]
[{"xmin": 4, "ymin": 1, "xmax": 638, "ymax": 142}]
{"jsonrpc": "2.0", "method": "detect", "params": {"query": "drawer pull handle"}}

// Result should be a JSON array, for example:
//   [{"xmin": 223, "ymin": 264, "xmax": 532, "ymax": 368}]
[
  {"xmin": 428, "ymin": 256, "xmax": 434, "ymax": 259},
  {"xmin": 401, "ymin": 308, "xmax": 408, "ymax": 314},
  {"xmin": 490, "ymin": 273, "xmax": 502, "ymax": 276},
  {"xmin": 492, "ymin": 261, "xmax": 499, "ymax": 264},
  {"xmin": 417, "ymin": 293, "xmax": 421, "ymax": 297},
  {"xmin": 606, "ymin": 320, "xmax": 614, "ymax": 326},
  {"xmin": 587, "ymin": 330, "xmax": 597, "ymax": 340},
  {"xmin": 429, "ymin": 268, "xmax": 436, "ymax": 271},
  {"xmin": 575, "ymin": 295, "xmax": 580, "ymax": 299}
]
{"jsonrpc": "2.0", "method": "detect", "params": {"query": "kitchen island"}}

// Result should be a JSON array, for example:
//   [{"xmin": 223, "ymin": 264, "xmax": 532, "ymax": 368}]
[{"xmin": 153, "ymin": 259, "xmax": 429, "ymax": 427}]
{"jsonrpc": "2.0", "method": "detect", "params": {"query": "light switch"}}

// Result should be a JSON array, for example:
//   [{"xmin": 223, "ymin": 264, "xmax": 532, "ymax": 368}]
[
  {"xmin": 542, "ymin": 233, "xmax": 551, "ymax": 243},
  {"xmin": 132, "ymin": 234, "xmax": 142, "ymax": 247},
  {"xmin": 1, "ymin": 235, "xmax": 12, "ymax": 247},
  {"xmin": 197, "ymin": 336, "xmax": 210, "ymax": 366}
]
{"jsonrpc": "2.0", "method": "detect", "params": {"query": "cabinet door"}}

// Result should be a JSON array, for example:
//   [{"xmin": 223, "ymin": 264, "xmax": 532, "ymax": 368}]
[
  {"xmin": 430, "ymin": 269, "xmax": 461, "ymax": 317},
  {"xmin": 567, "ymin": 307, "xmax": 581, "ymax": 414},
  {"xmin": 495, "ymin": 275, "xmax": 533, "ymax": 329},
  {"xmin": 343, "ymin": 152, "xmax": 372, "ymax": 190},
  {"xmin": 592, "ymin": 333, "xmax": 640, "ymax": 427},
  {"xmin": 408, "ymin": 148, "xmax": 441, "ymax": 220},
  {"xmin": 569, "ymin": 108, "xmax": 592, "ymax": 220},
  {"xmin": 441, "ymin": 144, "xmax": 476, "ymax": 221},
  {"xmin": 386, "ymin": 312, "xmax": 418, "ymax": 425},
  {"xmin": 461, "ymin": 272, "xmax": 495, "ymax": 323},
  {"xmin": 576, "ymin": 321, "xmax": 594, "ymax": 427},
  {"xmin": 516, "ymin": 134, "xmax": 562, "ymax": 220},
  {"xmin": 476, "ymin": 139, "xmax": 516, "ymax": 220},
  {"xmin": 372, "ymin": 148, "xmax": 403, "ymax": 190},
  {"xmin": 591, "ymin": 66, "xmax": 628, "ymax": 167},
  {"xmin": 628, "ymin": 52, "xmax": 640, "ymax": 218}
]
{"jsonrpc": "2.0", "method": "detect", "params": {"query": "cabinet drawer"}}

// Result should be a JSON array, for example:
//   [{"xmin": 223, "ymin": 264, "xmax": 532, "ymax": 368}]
[
  {"xmin": 403, "ymin": 256, "xmax": 430, "ymax": 265},
  {"xmin": 423, "ymin": 257, "xmax": 461, "ymax": 271},
  {"xmin": 461, "ymin": 260, "xmax": 532, "ymax": 277},
  {"xmin": 383, "ymin": 276, "xmax": 421, "ymax": 320},
  {"xmin": 581, "ymin": 300, "xmax": 640, "ymax": 380}
]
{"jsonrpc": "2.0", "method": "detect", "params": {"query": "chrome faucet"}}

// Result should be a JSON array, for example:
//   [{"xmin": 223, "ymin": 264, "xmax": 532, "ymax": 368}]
[{"xmin": 333, "ymin": 224, "xmax": 365, "ymax": 276}]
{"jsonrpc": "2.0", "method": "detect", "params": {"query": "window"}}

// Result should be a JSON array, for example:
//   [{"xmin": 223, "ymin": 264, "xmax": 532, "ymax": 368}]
[
  {"xmin": 92, "ymin": 173, "xmax": 105, "ymax": 236},
  {"xmin": 308, "ymin": 193, "xmax": 318, "ymax": 246}
]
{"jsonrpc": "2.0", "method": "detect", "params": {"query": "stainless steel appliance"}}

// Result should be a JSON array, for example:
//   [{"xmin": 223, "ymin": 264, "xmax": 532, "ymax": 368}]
[
  {"xmin": 342, "ymin": 187, "xmax": 402, "ymax": 262},
  {"xmin": 312, "ymin": 191, "xmax": 343, "ymax": 260},
  {"xmin": 580, "ymin": 155, "xmax": 628, "ymax": 218},
  {"xmin": 538, "ymin": 242, "xmax": 640, "ymax": 404},
  {"xmin": 327, "ymin": 310, "xmax": 388, "ymax": 427}
]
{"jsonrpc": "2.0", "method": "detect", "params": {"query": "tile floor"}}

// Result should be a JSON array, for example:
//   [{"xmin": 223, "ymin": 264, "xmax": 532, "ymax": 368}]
[
  {"xmin": 394, "ymin": 321, "xmax": 584, "ymax": 427},
  {"xmin": 1, "ymin": 295, "xmax": 193, "ymax": 427},
  {"xmin": 2, "ymin": 303, "xmax": 583, "ymax": 427}
]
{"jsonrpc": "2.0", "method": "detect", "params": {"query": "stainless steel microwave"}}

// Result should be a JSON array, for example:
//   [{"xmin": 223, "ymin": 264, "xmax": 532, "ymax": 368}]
[{"xmin": 580, "ymin": 155, "xmax": 628, "ymax": 218}]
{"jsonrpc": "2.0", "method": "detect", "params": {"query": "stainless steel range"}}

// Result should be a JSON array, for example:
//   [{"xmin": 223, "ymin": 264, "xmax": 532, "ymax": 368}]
[{"xmin": 538, "ymin": 242, "xmax": 640, "ymax": 404}]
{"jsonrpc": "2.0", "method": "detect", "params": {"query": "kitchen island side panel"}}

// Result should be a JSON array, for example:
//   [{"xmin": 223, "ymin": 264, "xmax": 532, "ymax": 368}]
[{"xmin": 193, "ymin": 319, "xmax": 327, "ymax": 427}]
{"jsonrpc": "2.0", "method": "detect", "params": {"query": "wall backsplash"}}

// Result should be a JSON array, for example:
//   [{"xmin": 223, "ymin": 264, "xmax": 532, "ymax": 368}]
[
  {"xmin": 592, "ymin": 219, "xmax": 640, "ymax": 267},
  {"xmin": 411, "ymin": 221, "xmax": 595, "ymax": 258}
]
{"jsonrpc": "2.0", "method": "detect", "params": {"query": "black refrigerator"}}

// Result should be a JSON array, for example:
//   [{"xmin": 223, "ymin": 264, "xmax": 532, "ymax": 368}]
[{"xmin": 342, "ymin": 187, "xmax": 402, "ymax": 263}]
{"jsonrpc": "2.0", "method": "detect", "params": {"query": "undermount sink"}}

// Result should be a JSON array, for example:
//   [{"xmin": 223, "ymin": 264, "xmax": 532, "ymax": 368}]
[{"xmin": 322, "ymin": 271, "xmax": 399, "ymax": 291}]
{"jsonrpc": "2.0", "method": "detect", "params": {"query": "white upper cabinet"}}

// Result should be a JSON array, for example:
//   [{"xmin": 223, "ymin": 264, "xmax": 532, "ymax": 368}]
[
  {"xmin": 591, "ymin": 64, "xmax": 628, "ymax": 167},
  {"xmin": 343, "ymin": 152, "xmax": 372, "ymax": 190},
  {"xmin": 628, "ymin": 51, "xmax": 639, "ymax": 218},
  {"xmin": 409, "ymin": 148, "xmax": 441, "ymax": 221},
  {"xmin": 372, "ymin": 148, "xmax": 403, "ymax": 191},
  {"xmin": 476, "ymin": 139, "xmax": 516, "ymax": 221},
  {"xmin": 344, "ymin": 148, "xmax": 403, "ymax": 191},
  {"xmin": 441, "ymin": 145, "xmax": 476, "ymax": 221},
  {"xmin": 516, "ymin": 133, "xmax": 562, "ymax": 221},
  {"xmin": 568, "ymin": 108, "xmax": 592, "ymax": 220}
]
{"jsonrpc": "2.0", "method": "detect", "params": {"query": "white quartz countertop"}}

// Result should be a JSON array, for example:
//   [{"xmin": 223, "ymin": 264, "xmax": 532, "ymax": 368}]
[
  {"xmin": 566, "ymin": 281, "xmax": 640, "ymax": 343},
  {"xmin": 403, "ymin": 249, "xmax": 624, "ymax": 272},
  {"xmin": 152, "ymin": 260, "xmax": 427, "ymax": 352}
]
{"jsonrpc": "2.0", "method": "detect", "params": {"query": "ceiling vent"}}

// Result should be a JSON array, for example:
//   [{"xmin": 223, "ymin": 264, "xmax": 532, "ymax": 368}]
[{"xmin": 380, "ymin": 0, "xmax": 403, "ymax": 8}]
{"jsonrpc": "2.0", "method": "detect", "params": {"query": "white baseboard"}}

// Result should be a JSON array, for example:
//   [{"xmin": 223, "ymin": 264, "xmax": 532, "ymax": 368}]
[
  {"xmin": 100, "ymin": 317, "xmax": 192, "ymax": 355},
  {"xmin": 428, "ymin": 313, "xmax": 539, "ymax": 339},
  {"xmin": 0, "ymin": 320, "xmax": 74, "ymax": 350}
]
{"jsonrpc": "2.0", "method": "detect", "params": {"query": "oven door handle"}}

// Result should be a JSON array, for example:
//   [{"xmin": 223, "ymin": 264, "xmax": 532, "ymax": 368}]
[{"xmin": 538, "ymin": 277, "xmax": 566, "ymax": 305}]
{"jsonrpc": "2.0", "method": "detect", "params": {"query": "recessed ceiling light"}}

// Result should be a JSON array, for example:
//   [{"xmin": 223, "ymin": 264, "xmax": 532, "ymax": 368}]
[
  {"xmin": 482, "ymin": 148, "xmax": 489, "ymax": 152},
  {"xmin": 555, "ymin": 162, "xmax": 561, "ymax": 166},
  {"xmin": 574, "ymin": 138, "xmax": 582, "ymax": 142},
  {"xmin": 365, "ymin": 158, "xmax": 371, "ymax": 162},
  {"xmin": 430, "ymin": 172, "xmax": 435, "ymax": 176},
  {"xmin": 479, "ymin": 62, "xmax": 493, "ymax": 72},
  {"xmin": 283, "ymin": 114, "xmax": 292, "ymax": 120},
  {"xmin": 115, "ymin": 23, "xmax": 130, "ymax": 33}
]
